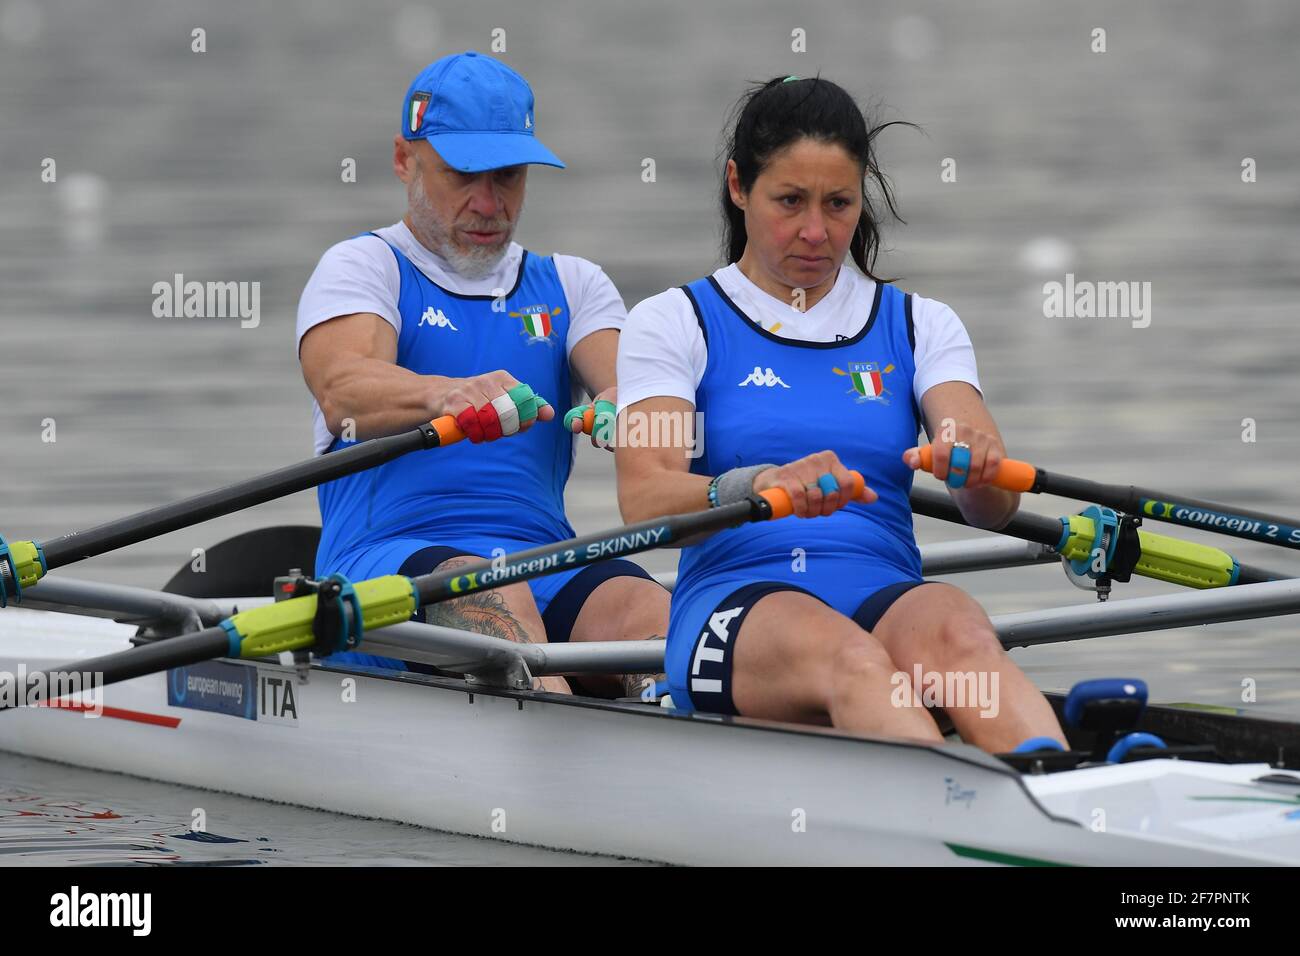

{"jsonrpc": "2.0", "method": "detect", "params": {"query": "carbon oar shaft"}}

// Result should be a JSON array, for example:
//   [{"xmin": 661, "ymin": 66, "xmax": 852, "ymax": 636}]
[
  {"xmin": 3, "ymin": 627, "xmax": 231, "ymax": 711},
  {"xmin": 409, "ymin": 473, "xmax": 873, "ymax": 605},
  {"xmin": 910, "ymin": 487, "xmax": 1061, "ymax": 548},
  {"xmin": 909, "ymin": 487, "xmax": 1282, "ymax": 585},
  {"xmin": 1030, "ymin": 471, "xmax": 1300, "ymax": 550},
  {"xmin": 917, "ymin": 446, "xmax": 1300, "ymax": 551},
  {"xmin": 412, "ymin": 499, "xmax": 761, "ymax": 605},
  {"xmin": 38, "ymin": 419, "xmax": 461, "ymax": 570}
]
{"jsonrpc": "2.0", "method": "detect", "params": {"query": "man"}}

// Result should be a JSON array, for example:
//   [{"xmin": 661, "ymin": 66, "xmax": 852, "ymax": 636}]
[{"xmin": 297, "ymin": 52, "xmax": 667, "ymax": 695}]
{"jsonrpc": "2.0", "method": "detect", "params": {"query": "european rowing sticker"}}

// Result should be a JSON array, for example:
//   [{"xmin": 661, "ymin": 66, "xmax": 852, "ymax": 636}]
[
  {"xmin": 167, "ymin": 661, "xmax": 298, "ymax": 727},
  {"xmin": 833, "ymin": 361, "xmax": 894, "ymax": 405},
  {"xmin": 168, "ymin": 660, "xmax": 256, "ymax": 720},
  {"xmin": 508, "ymin": 304, "xmax": 562, "ymax": 344},
  {"xmin": 408, "ymin": 91, "xmax": 431, "ymax": 133}
]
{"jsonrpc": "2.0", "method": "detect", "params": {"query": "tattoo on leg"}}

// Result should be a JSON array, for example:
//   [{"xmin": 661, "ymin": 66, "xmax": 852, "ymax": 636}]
[
  {"xmin": 619, "ymin": 633, "xmax": 667, "ymax": 699},
  {"xmin": 422, "ymin": 556, "xmax": 533, "ymax": 644},
  {"xmin": 423, "ymin": 591, "xmax": 533, "ymax": 643}
]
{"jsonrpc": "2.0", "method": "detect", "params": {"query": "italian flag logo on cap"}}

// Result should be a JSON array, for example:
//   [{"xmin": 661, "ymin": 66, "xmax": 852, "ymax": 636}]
[{"xmin": 409, "ymin": 92, "xmax": 431, "ymax": 133}]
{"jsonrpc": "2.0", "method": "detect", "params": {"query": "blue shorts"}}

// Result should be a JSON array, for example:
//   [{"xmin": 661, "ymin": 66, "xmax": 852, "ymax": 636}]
[
  {"xmin": 328, "ymin": 537, "xmax": 655, "ymax": 671},
  {"xmin": 666, "ymin": 573, "xmax": 928, "ymax": 715}
]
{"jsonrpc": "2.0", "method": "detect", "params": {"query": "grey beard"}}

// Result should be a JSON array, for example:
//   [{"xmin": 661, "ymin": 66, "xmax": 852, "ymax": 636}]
[
  {"xmin": 437, "ymin": 239, "xmax": 509, "ymax": 280},
  {"xmin": 408, "ymin": 178, "xmax": 520, "ymax": 281}
]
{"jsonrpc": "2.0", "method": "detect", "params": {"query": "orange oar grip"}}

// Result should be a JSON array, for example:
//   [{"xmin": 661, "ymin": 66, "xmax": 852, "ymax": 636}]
[
  {"xmin": 844, "ymin": 470, "xmax": 866, "ymax": 500},
  {"xmin": 758, "ymin": 470, "xmax": 866, "ymax": 520},
  {"xmin": 430, "ymin": 415, "xmax": 466, "ymax": 446},
  {"xmin": 916, "ymin": 444, "xmax": 1037, "ymax": 492},
  {"xmin": 997, "ymin": 459, "xmax": 1038, "ymax": 492},
  {"xmin": 759, "ymin": 487, "xmax": 794, "ymax": 519}
]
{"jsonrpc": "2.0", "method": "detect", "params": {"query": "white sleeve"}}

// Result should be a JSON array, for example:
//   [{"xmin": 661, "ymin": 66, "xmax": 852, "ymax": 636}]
[
  {"xmin": 554, "ymin": 254, "xmax": 628, "ymax": 356},
  {"xmin": 296, "ymin": 235, "xmax": 402, "ymax": 355},
  {"xmin": 911, "ymin": 294, "xmax": 982, "ymax": 407},
  {"xmin": 616, "ymin": 288, "xmax": 707, "ymax": 413}
]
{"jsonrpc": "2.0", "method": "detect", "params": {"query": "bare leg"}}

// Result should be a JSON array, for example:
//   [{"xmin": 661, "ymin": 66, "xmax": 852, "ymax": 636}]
[
  {"xmin": 566, "ymin": 576, "xmax": 669, "ymax": 698},
  {"xmin": 868, "ymin": 582, "xmax": 1066, "ymax": 752},
  {"xmin": 728, "ymin": 592, "xmax": 944, "ymax": 741}
]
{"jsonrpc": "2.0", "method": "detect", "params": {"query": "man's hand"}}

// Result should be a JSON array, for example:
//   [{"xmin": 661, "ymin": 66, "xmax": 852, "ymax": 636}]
[{"xmin": 438, "ymin": 370, "xmax": 553, "ymax": 443}]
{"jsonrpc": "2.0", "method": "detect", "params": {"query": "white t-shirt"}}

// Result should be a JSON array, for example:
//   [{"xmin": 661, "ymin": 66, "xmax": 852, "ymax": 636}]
[
  {"xmin": 617, "ymin": 263, "xmax": 980, "ymax": 422},
  {"xmin": 297, "ymin": 221, "xmax": 627, "ymax": 453}
]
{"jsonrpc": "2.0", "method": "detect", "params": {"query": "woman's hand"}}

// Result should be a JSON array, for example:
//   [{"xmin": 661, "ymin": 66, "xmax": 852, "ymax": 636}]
[
  {"xmin": 751, "ymin": 450, "xmax": 878, "ymax": 518},
  {"xmin": 903, "ymin": 423, "xmax": 1005, "ymax": 489},
  {"xmin": 564, "ymin": 386, "xmax": 618, "ymax": 450}
]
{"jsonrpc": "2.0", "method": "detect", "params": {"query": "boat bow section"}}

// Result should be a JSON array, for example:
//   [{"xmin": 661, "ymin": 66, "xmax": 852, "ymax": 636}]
[{"xmin": 1024, "ymin": 759, "xmax": 1300, "ymax": 865}]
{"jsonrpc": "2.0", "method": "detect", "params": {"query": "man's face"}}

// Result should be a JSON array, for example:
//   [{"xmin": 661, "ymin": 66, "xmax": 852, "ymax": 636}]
[{"xmin": 397, "ymin": 139, "xmax": 527, "ymax": 279}]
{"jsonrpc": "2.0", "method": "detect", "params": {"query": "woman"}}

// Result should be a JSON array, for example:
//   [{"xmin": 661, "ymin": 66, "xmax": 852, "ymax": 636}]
[{"xmin": 614, "ymin": 76, "xmax": 1065, "ymax": 752}]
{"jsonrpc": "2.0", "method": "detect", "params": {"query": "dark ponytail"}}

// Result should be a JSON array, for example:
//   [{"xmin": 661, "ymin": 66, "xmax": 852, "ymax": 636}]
[{"xmin": 718, "ymin": 75, "xmax": 912, "ymax": 282}]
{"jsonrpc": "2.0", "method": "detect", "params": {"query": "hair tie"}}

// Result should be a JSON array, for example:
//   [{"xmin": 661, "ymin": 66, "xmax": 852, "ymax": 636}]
[{"xmin": 782, "ymin": 75, "xmax": 800, "ymax": 83}]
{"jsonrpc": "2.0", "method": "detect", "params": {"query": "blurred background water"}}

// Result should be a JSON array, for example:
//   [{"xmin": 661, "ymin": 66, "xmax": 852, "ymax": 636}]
[{"xmin": 1, "ymin": 0, "xmax": 1298, "ymax": 863}]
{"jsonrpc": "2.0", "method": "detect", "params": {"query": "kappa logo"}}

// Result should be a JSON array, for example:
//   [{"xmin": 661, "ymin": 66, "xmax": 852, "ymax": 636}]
[
  {"xmin": 738, "ymin": 366, "xmax": 790, "ymax": 388},
  {"xmin": 524, "ymin": 112, "xmax": 533, "ymax": 130},
  {"xmin": 419, "ymin": 306, "xmax": 458, "ymax": 331}
]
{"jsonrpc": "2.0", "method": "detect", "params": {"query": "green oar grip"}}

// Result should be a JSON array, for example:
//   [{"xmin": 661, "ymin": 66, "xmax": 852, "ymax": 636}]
[
  {"xmin": 0, "ymin": 538, "xmax": 46, "ymax": 606},
  {"xmin": 1058, "ymin": 514, "xmax": 1238, "ymax": 589},
  {"xmin": 223, "ymin": 575, "xmax": 418, "ymax": 658}
]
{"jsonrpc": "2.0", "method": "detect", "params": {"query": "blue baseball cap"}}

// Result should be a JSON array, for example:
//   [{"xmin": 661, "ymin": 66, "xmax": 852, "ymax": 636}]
[{"xmin": 401, "ymin": 52, "xmax": 565, "ymax": 173}]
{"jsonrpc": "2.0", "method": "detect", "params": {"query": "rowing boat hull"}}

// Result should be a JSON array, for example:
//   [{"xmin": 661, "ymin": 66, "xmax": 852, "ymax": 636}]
[{"xmin": 2, "ymin": 609, "xmax": 1299, "ymax": 866}]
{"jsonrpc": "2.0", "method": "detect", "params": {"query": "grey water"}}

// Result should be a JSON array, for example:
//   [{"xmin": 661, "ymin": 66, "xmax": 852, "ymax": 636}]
[{"xmin": 1, "ymin": 0, "xmax": 1298, "ymax": 862}]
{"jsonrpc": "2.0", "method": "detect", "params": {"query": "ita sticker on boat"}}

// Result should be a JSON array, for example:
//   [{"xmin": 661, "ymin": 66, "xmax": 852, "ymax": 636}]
[{"xmin": 167, "ymin": 660, "xmax": 299, "ymax": 727}]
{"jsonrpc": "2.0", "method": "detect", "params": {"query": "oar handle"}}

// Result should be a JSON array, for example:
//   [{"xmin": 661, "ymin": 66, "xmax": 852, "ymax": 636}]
[
  {"xmin": 759, "ymin": 471, "xmax": 867, "ymax": 519},
  {"xmin": 917, "ymin": 445, "xmax": 1037, "ymax": 492},
  {"xmin": 563, "ymin": 400, "xmax": 617, "ymax": 438},
  {"xmin": 429, "ymin": 415, "xmax": 466, "ymax": 445}
]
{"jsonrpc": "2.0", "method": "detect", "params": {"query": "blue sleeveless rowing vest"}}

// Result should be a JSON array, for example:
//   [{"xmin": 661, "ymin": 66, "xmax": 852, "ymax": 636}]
[
  {"xmin": 315, "ymin": 239, "xmax": 575, "ymax": 576},
  {"xmin": 675, "ymin": 274, "xmax": 923, "ymax": 595}
]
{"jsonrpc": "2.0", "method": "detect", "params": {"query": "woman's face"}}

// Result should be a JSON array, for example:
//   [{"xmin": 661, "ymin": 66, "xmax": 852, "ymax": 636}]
[{"xmin": 729, "ymin": 137, "xmax": 863, "ymax": 296}]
